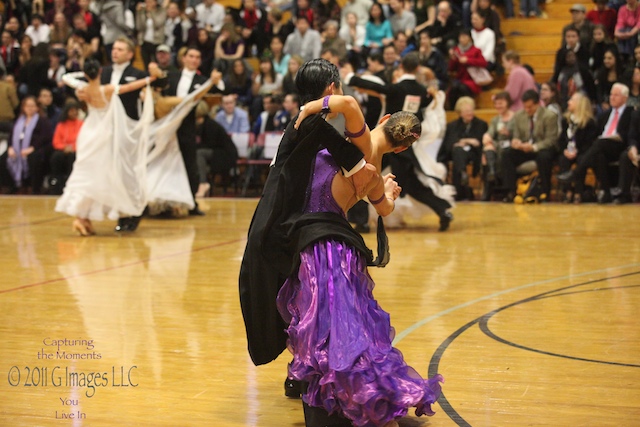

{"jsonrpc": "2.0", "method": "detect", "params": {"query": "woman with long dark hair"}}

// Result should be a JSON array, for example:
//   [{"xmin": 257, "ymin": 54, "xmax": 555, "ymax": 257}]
[
  {"xmin": 276, "ymin": 95, "xmax": 443, "ymax": 427},
  {"xmin": 594, "ymin": 46, "xmax": 623, "ymax": 112}
]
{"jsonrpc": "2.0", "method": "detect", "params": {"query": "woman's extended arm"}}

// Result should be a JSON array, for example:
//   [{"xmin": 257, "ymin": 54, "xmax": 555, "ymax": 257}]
[{"xmin": 295, "ymin": 95, "xmax": 372, "ymax": 159}]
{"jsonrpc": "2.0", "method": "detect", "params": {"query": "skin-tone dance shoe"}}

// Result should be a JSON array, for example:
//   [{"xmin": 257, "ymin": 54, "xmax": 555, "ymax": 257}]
[{"xmin": 72, "ymin": 219, "xmax": 90, "ymax": 236}]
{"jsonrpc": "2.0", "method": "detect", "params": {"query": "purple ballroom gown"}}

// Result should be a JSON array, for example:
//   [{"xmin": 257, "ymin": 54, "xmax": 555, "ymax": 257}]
[{"xmin": 276, "ymin": 149, "xmax": 443, "ymax": 427}]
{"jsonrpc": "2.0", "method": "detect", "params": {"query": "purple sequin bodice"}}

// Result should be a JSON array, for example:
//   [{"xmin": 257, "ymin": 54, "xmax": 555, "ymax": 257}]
[{"xmin": 303, "ymin": 149, "xmax": 345, "ymax": 218}]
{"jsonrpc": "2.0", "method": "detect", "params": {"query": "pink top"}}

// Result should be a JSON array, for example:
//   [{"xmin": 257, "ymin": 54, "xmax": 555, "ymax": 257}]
[
  {"xmin": 504, "ymin": 65, "xmax": 537, "ymax": 111},
  {"xmin": 615, "ymin": 5, "xmax": 640, "ymax": 31}
]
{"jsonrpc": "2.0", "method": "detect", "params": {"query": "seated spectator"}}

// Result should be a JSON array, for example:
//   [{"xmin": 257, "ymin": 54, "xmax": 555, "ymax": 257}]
[
  {"xmin": 562, "ymin": 4, "xmax": 595, "ymax": 48},
  {"xmin": 294, "ymin": 0, "xmax": 316, "ymax": 28},
  {"xmin": 236, "ymin": 0, "xmax": 268, "ymax": 57},
  {"xmin": 196, "ymin": 0, "xmax": 226, "ymax": 35},
  {"xmin": 251, "ymin": 56, "xmax": 283, "ymax": 118},
  {"xmin": 340, "ymin": 0, "xmax": 373, "ymax": 29},
  {"xmin": 282, "ymin": 54, "xmax": 303, "ymax": 95},
  {"xmin": 470, "ymin": 10, "xmax": 495, "ymax": 70},
  {"xmin": 389, "ymin": 0, "xmax": 417, "ymax": 37},
  {"xmin": 76, "ymin": 0, "xmax": 102, "ymax": 43},
  {"xmin": 447, "ymin": 29, "xmax": 487, "ymax": 110},
  {"xmin": 1, "ymin": 31, "xmax": 21, "ymax": 76},
  {"xmin": 540, "ymin": 81, "xmax": 563, "ymax": 122},
  {"xmin": 614, "ymin": 109, "xmax": 640, "ymax": 204},
  {"xmin": 155, "ymin": 44, "xmax": 178, "ymax": 74},
  {"xmin": 195, "ymin": 28, "xmax": 216, "ymax": 75},
  {"xmin": 502, "ymin": 50, "xmax": 537, "ymax": 112},
  {"xmin": 339, "ymin": 11, "xmax": 366, "ymax": 69},
  {"xmin": 590, "ymin": 24, "xmax": 617, "ymax": 73},
  {"xmin": 481, "ymin": 91, "xmax": 515, "ymax": 200},
  {"xmin": 321, "ymin": 20, "xmax": 347, "ymax": 62},
  {"xmin": 502, "ymin": 90, "xmax": 559, "ymax": 203},
  {"xmin": 283, "ymin": 16, "xmax": 322, "ymax": 63},
  {"xmin": 555, "ymin": 92, "xmax": 598, "ymax": 203},
  {"xmin": 559, "ymin": 83, "xmax": 633, "ymax": 203},
  {"xmin": 38, "ymin": 87, "xmax": 61, "ymax": 128},
  {"xmin": 264, "ymin": 8, "xmax": 294, "ymax": 44},
  {"xmin": 594, "ymin": 46, "xmax": 624, "ymax": 113},
  {"xmin": 214, "ymin": 22, "xmax": 245, "ymax": 74},
  {"xmin": 18, "ymin": 43, "xmax": 50, "ymax": 99},
  {"xmin": 215, "ymin": 94, "xmax": 251, "ymax": 134},
  {"xmin": 552, "ymin": 27, "xmax": 590, "ymax": 84},
  {"xmin": 417, "ymin": 30, "xmax": 448, "ymax": 90},
  {"xmin": 65, "ymin": 31, "xmax": 91, "ymax": 72},
  {"xmin": 429, "ymin": 1, "xmax": 461, "ymax": 55},
  {"xmin": 413, "ymin": 0, "xmax": 436, "ymax": 36},
  {"xmin": 314, "ymin": 0, "xmax": 342, "ymax": 32},
  {"xmin": 45, "ymin": 0, "xmax": 78, "ymax": 26},
  {"xmin": 164, "ymin": 2, "xmax": 192, "ymax": 54},
  {"xmin": 49, "ymin": 12, "xmax": 72, "ymax": 48},
  {"xmin": 615, "ymin": 0, "xmax": 640, "ymax": 61},
  {"xmin": 3, "ymin": 96, "xmax": 52, "ymax": 194},
  {"xmin": 438, "ymin": 96, "xmax": 488, "ymax": 200},
  {"xmin": 393, "ymin": 31, "xmax": 415, "ymax": 57},
  {"xmin": 46, "ymin": 49, "xmax": 67, "ymax": 106},
  {"xmin": 17, "ymin": 35, "xmax": 34, "ymax": 79},
  {"xmin": 587, "ymin": 0, "xmax": 617, "ymax": 39},
  {"xmin": 224, "ymin": 58, "xmax": 254, "ymax": 107},
  {"xmin": 252, "ymin": 94, "xmax": 282, "ymax": 138},
  {"xmin": 70, "ymin": 13, "xmax": 101, "ymax": 60},
  {"xmin": 555, "ymin": 50, "xmax": 596, "ymax": 110},
  {"xmin": 195, "ymin": 101, "xmax": 238, "ymax": 197},
  {"xmin": 49, "ymin": 101, "xmax": 83, "ymax": 194},
  {"xmin": 275, "ymin": 93, "xmax": 300, "ymax": 130},
  {"xmin": 0, "ymin": 68, "xmax": 19, "ymax": 134},
  {"xmin": 135, "ymin": 0, "xmax": 167, "ymax": 68},
  {"xmin": 269, "ymin": 36, "xmax": 290, "ymax": 77},
  {"xmin": 626, "ymin": 66, "xmax": 640, "ymax": 107},
  {"xmin": 24, "ymin": 14, "xmax": 50, "ymax": 47}
]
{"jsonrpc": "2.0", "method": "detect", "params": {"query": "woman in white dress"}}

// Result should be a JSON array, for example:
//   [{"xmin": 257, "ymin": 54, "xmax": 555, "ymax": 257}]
[{"xmin": 55, "ymin": 59, "xmax": 164, "ymax": 236}]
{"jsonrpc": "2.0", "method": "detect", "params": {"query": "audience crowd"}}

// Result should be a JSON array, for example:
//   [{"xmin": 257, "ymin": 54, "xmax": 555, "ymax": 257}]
[{"xmin": 0, "ymin": 0, "xmax": 638, "ymax": 204}]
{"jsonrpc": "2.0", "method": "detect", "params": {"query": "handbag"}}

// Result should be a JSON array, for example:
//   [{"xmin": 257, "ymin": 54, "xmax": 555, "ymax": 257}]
[{"xmin": 467, "ymin": 66, "xmax": 493, "ymax": 86}]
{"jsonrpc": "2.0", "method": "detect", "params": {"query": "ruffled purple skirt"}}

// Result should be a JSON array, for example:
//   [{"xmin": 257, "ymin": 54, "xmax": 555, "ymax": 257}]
[{"xmin": 277, "ymin": 240, "xmax": 443, "ymax": 427}]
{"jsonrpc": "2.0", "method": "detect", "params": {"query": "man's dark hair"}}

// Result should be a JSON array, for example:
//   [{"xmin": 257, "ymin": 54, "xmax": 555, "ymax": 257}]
[
  {"xmin": 522, "ymin": 89, "xmax": 540, "ymax": 104},
  {"xmin": 295, "ymin": 58, "xmax": 341, "ymax": 104},
  {"xmin": 401, "ymin": 52, "xmax": 420, "ymax": 73},
  {"xmin": 369, "ymin": 52, "xmax": 384, "ymax": 64}
]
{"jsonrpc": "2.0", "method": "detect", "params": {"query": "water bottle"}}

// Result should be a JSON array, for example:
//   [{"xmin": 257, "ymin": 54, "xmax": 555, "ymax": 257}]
[{"xmin": 567, "ymin": 140, "xmax": 577, "ymax": 155}]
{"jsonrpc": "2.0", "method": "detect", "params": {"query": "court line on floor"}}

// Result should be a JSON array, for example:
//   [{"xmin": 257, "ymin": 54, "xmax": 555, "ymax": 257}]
[
  {"xmin": 0, "ymin": 238, "xmax": 244, "ymax": 295},
  {"xmin": 392, "ymin": 261, "xmax": 640, "ymax": 346}
]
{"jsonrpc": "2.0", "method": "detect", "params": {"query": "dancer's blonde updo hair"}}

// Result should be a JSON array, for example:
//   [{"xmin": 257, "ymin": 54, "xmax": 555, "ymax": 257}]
[{"xmin": 382, "ymin": 111, "xmax": 422, "ymax": 148}]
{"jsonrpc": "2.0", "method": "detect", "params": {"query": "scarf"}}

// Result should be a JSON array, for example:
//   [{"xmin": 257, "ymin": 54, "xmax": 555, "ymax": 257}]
[{"xmin": 7, "ymin": 114, "xmax": 39, "ymax": 187}]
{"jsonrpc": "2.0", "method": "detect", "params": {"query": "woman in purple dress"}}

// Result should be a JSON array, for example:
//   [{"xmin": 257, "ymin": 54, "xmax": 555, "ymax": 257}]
[{"xmin": 276, "ymin": 95, "xmax": 443, "ymax": 427}]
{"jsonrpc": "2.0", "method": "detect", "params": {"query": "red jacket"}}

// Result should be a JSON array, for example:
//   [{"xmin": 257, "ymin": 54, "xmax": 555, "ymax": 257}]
[{"xmin": 448, "ymin": 45, "xmax": 487, "ymax": 94}]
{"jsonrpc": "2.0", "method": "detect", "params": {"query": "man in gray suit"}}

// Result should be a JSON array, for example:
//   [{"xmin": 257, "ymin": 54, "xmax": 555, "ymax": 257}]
[{"xmin": 502, "ymin": 89, "xmax": 559, "ymax": 202}]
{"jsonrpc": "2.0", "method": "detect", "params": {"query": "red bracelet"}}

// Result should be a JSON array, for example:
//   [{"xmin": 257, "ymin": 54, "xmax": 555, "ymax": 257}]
[{"xmin": 345, "ymin": 122, "xmax": 367, "ymax": 139}]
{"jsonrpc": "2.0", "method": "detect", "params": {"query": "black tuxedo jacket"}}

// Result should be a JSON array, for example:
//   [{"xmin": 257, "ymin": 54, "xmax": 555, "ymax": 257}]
[
  {"xmin": 163, "ymin": 71, "xmax": 221, "ymax": 143},
  {"xmin": 438, "ymin": 116, "xmax": 488, "ymax": 175},
  {"xmin": 100, "ymin": 64, "xmax": 147, "ymax": 120},
  {"xmin": 348, "ymin": 75, "xmax": 431, "ymax": 121},
  {"xmin": 596, "ymin": 106, "xmax": 634, "ymax": 146}
]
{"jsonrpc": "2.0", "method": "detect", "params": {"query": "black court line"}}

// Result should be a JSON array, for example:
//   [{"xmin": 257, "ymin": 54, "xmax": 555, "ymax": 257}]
[{"xmin": 428, "ymin": 271, "xmax": 640, "ymax": 426}]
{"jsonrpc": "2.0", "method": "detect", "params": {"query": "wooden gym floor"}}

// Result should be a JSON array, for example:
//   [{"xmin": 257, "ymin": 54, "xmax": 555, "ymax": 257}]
[{"xmin": 0, "ymin": 195, "xmax": 638, "ymax": 426}]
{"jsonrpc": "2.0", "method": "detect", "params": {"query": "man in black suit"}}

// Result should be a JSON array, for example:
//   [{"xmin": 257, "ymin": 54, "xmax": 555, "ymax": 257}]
[
  {"xmin": 163, "ymin": 47, "xmax": 224, "ymax": 215},
  {"xmin": 344, "ymin": 52, "xmax": 454, "ymax": 231},
  {"xmin": 614, "ymin": 109, "xmax": 639, "ymax": 204},
  {"xmin": 559, "ymin": 83, "xmax": 634, "ymax": 203},
  {"xmin": 99, "ymin": 36, "xmax": 149, "ymax": 232},
  {"xmin": 100, "ymin": 36, "xmax": 147, "ymax": 120}
]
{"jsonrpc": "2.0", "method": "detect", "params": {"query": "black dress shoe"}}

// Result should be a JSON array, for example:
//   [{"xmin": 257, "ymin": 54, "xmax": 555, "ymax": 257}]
[
  {"xmin": 556, "ymin": 170, "xmax": 574, "ymax": 183},
  {"xmin": 188, "ymin": 207, "xmax": 206, "ymax": 216},
  {"xmin": 439, "ymin": 211, "xmax": 453, "ymax": 232},
  {"xmin": 114, "ymin": 215, "xmax": 143, "ymax": 232},
  {"xmin": 284, "ymin": 378, "xmax": 302, "ymax": 398},
  {"xmin": 302, "ymin": 402, "xmax": 352, "ymax": 427},
  {"xmin": 114, "ymin": 217, "xmax": 131, "ymax": 232}
]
